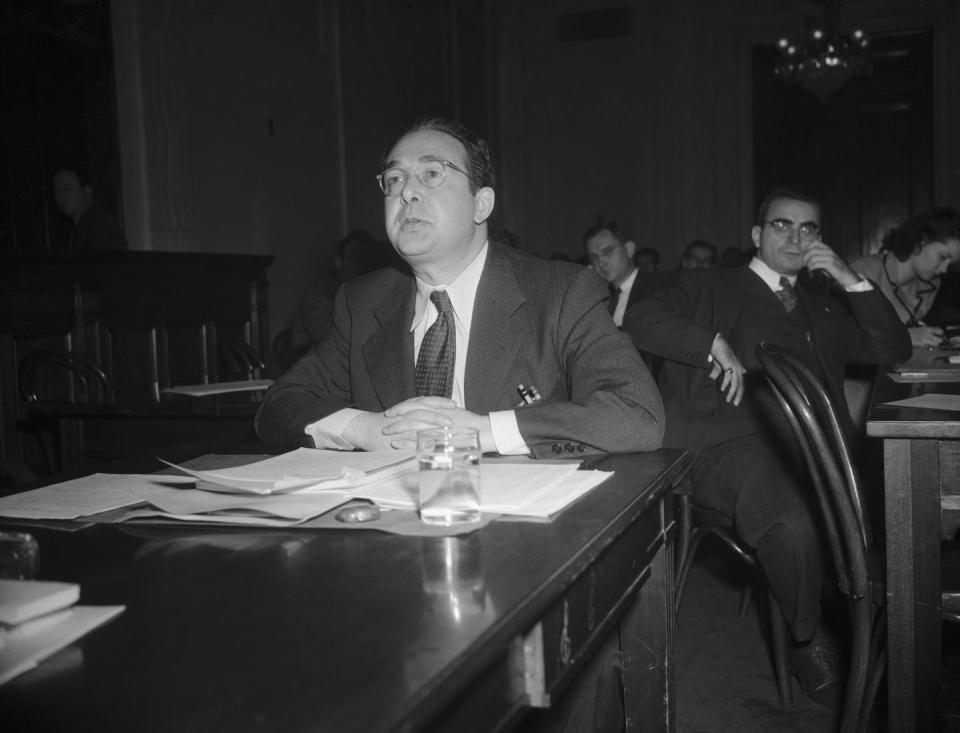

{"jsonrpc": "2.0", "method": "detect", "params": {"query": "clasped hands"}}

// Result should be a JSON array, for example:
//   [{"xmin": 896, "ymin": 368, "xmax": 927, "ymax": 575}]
[{"xmin": 344, "ymin": 397, "xmax": 495, "ymax": 452}]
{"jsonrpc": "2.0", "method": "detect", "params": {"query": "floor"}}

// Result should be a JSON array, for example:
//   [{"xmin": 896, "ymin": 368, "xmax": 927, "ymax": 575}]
[{"xmin": 675, "ymin": 536, "xmax": 960, "ymax": 733}]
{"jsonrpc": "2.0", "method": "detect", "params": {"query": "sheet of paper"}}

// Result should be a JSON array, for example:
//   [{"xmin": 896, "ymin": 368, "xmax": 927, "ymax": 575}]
[
  {"xmin": 0, "ymin": 474, "xmax": 192, "ymax": 520},
  {"xmin": 161, "ymin": 448, "xmax": 417, "ymax": 495},
  {"xmin": 348, "ymin": 462, "xmax": 611, "ymax": 518},
  {"xmin": 888, "ymin": 371, "xmax": 960, "ymax": 383},
  {"xmin": 113, "ymin": 508, "xmax": 321, "ymax": 527},
  {"xmin": 882, "ymin": 394, "xmax": 960, "ymax": 411},
  {"xmin": 160, "ymin": 379, "xmax": 273, "ymax": 396},
  {"xmin": 0, "ymin": 605, "xmax": 125, "ymax": 687},
  {"xmin": 128, "ymin": 484, "xmax": 350, "ymax": 520}
]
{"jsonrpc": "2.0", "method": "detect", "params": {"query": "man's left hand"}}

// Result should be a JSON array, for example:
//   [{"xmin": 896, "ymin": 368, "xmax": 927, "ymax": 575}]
[{"xmin": 801, "ymin": 240, "xmax": 861, "ymax": 288}]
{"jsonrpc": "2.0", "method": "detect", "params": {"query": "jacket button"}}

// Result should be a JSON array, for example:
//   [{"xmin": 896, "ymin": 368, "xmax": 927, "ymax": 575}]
[
  {"xmin": 552, "ymin": 443, "xmax": 563, "ymax": 454},
  {"xmin": 576, "ymin": 444, "xmax": 586, "ymax": 452},
  {"xmin": 564, "ymin": 443, "xmax": 575, "ymax": 452}
]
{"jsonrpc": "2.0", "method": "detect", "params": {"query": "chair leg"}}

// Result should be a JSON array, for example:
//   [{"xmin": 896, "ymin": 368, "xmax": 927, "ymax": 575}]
[
  {"xmin": 767, "ymin": 587, "xmax": 794, "ymax": 706},
  {"xmin": 675, "ymin": 528, "xmax": 706, "ymax": 614}
]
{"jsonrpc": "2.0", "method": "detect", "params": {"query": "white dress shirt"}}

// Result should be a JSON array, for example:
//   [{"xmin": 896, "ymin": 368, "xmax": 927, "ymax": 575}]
[
  {"xmin": 612, "ymin": 267, "xmax": 639, "ymax": 327},
  {"xmin": 748, "ymin": 256, "xmax": 871, "ymax": 294},
  {"xmin": 305, "ymin": 243, "xmax": 529, "ymax": 454}
]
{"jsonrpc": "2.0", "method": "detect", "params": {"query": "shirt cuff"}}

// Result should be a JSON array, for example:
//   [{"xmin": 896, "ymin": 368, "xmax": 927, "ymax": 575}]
[
  {"xmin": 489, "ymin": 410, "xmax": 530, "ymax": 455},
  {"xmin": 844, "ymin": 276, "xmax": 873, "ymax": 293},
  {"xmin": 304, "ymin": 408, "xmax": 362, "ymax": 450}
]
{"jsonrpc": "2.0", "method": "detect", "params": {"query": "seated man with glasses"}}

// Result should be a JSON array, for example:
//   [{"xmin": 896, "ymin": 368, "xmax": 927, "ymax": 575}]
[
  {"xmin": 256, "ymin": 117, "xmax": 664, "ymax": 463},
  {"xmin": 623, "ymin": 185, "xmax": 910, "ymax": 708}
]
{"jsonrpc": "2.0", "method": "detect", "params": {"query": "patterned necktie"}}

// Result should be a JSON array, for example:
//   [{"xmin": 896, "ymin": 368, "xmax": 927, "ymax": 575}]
[
  {"xmin": 777, "ymin": 276, "xmax": 798, "ymax": 313},
  {"xmin": 415, "ymin": 290, "xmax": 456, "ymax": 397},
  {"xmin": 607, "ymin": 284, "xmax": 621, "ymax": 316}
]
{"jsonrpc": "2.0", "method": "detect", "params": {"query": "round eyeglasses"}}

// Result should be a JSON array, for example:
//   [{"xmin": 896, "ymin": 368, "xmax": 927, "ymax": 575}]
[
  {"xmin": 762, "ymin": 218, "xmax": 821, "ymax": 243},
  {"xmin": 377, "ymin": 159, "xmax": 469, "ymax": 197}
]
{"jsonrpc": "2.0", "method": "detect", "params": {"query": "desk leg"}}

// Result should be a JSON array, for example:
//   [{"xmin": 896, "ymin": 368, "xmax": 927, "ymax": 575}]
[
  {"xmin": 884, "ymin": 438, "xmax": 942, "ymax": 732},
  {"xmin": 621, "ymin": 504, "xmax": 674, "ymax": 732}
]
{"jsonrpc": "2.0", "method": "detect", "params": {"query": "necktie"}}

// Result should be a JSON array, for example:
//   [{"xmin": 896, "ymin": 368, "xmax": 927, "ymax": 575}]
[
  {"xmin": 415, "ymin": 290, "xmax": 456, "ymax": 398},
  {"xmin": 608, "ymin": 284, "xmax": 621, "ymax": 316},
  {"xmin": 777, "ymin": 276, "xmax": 798, "ymax": 313}
]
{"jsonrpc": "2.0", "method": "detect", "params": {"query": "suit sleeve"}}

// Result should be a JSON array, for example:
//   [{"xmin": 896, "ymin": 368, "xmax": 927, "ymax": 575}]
[
  {"xmin": 837, "ymin": 286, "xmax": 912, "ymax": 365},
  {"xmin": 515, "ymin": 269, "xmax": 665, "ymax": 457},
  {"xmin": 255, "ymin": 284, "xmax": 356, "ymax": 448},
  {"xmin": 623, "ymin": 270, "xmax": 718, "ymax": 367}
]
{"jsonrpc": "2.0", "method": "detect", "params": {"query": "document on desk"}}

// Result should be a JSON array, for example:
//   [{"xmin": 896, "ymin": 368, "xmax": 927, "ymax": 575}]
[
  {"xmin": 160, "ymin": 448, "xmax": 417, "ymax": 495},
  {"xmin": 350, "ymin": 461, "xmax": 612, "ymax": 519},
  {"xmin": 160, "ymin": 379, "xmax": 273, "ymax": 396},
  {"xmin": 0, "ymin": 474, "xmax": 193, "ymax": 520},
  {"xmin": 882, "ymin": 394, "xmax": 960, "ymax": 411}
]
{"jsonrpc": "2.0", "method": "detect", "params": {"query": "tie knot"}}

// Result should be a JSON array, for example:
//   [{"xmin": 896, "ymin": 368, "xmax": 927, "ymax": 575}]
[
  {"xmin": 779, "ymin": 276, "xmax": 793, "ymax": 290},
  {"xmin": 430, "ymin": 289, "xmax": 453, "ymax": 314}
]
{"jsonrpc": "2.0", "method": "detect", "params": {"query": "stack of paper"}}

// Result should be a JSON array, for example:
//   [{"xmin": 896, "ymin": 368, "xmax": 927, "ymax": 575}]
[
  {"xmin": 0, "ymin": 450, "xmax": 613, "ymax": 527},
  {"xmin": 0, "ymin": 579, "xmax": 124, "ymax": 686},
  {"xmin": 161, "ymin": 448, "xmax": 417, "ymax": 494}
]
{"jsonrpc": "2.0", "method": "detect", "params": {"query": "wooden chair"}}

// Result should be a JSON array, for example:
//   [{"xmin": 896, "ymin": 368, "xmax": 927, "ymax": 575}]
[
  {"xmin": 674, "ymin": 485, "xmax": 794, "ymax": 705},
  {"xmin": 18, "ymin": 349, "xmax": 115, "ymax": 474},
  {"xmin": 756, "ymin": 341, "xmax": 886, "ymax": 733}
]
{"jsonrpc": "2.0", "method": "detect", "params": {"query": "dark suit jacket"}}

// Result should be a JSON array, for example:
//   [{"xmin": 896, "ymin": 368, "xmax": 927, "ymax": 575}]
[
  {"xmin": 256, "ymin": 243, "xmax": 665, "ymax": 458},
  {"xmin": 623, "ymin": 265, "xmax": 911, "ymax": 451}
]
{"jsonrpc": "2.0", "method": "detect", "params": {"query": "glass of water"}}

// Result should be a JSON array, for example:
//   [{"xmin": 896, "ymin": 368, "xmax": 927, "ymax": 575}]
[
  {"xmin": 0, "ymin": 531, "xmax": 40, "ymax": 579},
  {"xmin": 417, "ymin": 427, "xmax": 482, "ymax": 526}
]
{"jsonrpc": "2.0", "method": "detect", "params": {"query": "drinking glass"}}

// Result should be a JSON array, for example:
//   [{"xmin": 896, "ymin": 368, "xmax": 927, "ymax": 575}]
[
  {"xmin": 416, "ymin": 427, "xmax": 481, "ymax": 526},
  {"xmin": 0, "ymin": 531, "xmax": 40, "ymax": 579}
]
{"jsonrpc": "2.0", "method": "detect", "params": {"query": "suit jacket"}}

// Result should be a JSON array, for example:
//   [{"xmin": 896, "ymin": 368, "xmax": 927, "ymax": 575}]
[
  {"xmin": 623, "ymin": 266, "xmax": 911, "ymax": 451},
  {"xmin": 256, "ymin": 243, "xmax": 665, "ymax": 458}
]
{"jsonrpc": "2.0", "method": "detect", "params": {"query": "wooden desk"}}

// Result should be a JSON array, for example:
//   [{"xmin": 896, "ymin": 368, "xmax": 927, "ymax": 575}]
[
  {"xmin": 866, "ymin": 374, "xmax": 960, "ymax": 732},
  {"xmin": 0, "ymin": 449, "xmax": 691, "ymax": 732}
]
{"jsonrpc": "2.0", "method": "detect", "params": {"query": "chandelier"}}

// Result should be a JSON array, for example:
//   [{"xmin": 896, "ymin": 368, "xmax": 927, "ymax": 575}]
[{"xmin": 774, "ymin": 3, "xmax": 871, "ymax": 102}]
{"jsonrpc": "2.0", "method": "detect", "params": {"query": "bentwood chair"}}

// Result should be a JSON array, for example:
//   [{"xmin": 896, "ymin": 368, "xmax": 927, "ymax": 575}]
[
  {"xmin": 756, "ymin": 341, "xmax": 886, "ymax": 733},
  {"xmin": 18, "ymin": 349, "xmax": 115, "ymax": 474}
]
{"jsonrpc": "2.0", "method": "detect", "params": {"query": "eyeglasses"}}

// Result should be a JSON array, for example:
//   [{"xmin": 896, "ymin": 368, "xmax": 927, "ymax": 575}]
[
  {"xmin": 376, "ymin": 159, "xmax": 469, "ymax": 197},
  {"xmin": 762, "ymin": 219, "xmax": 820, "ymax": 242}
]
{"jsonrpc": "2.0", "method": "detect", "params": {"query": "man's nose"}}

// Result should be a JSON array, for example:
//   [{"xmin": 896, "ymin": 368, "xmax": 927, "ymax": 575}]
[
  {"xmin": 786, "ymin": 226, "xmax": 801, "ymax": 243},
  {"xmin": 399, "ymin": 174, "xmax": 423, "ymax": 203}
]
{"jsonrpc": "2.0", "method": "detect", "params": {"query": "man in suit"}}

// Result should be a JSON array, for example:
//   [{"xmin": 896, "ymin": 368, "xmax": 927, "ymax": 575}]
[
  {"xmin": 256, "ymin": 118, "xmax": 664, "ymax": 459},
  {"xmin": 583, "ymin": 221, "xmax": 646, "ymax": 327},
  {"xmin": 624, "ymin": 185, "xmax": 911, "ymax": 708}
]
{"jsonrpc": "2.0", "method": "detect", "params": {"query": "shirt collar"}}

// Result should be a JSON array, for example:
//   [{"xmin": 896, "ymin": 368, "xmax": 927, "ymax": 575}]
[
  {"xmin": 749, "ymin": 256, "xmax": 796, "ymax": 292},
  {"xmin": 411, "ymin": 242, "xmax": 488, "ymax": 332},
  {"xmin": 617, "ymin": 267, "xmax": 639, "ymax": 294}
]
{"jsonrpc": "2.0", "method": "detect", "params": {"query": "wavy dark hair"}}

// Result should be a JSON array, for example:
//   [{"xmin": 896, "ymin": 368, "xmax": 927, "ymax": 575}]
[
  {"xmin": 755, "ymin": 185, "xmax": 822, "ymax": 225},
  {"xmin": 380, "ymin": 118, "xmax": 495, "ymax": 194},
  {"xmin": 881, "ymin": 206, "xmax": 960, "ymax": 261}
]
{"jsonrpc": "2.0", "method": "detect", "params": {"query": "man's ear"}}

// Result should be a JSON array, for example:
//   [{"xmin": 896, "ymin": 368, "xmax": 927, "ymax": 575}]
[
  {"xmin": 750, "ymin": 225, "xmax": 762, "ymax": 249},
  {"xmin": 625, "ymin": 240, "xmax": 637, "ymax": 259},
  {"xmin": 474, "ymin": 187, "xmax": 495, "ymax": 224}
]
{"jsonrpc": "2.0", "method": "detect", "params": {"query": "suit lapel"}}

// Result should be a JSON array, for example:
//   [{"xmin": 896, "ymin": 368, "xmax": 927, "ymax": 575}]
[
  {"xmin": 363, "ymin": 277, "xmax": 416, "ymax": 407},
  {"xmin": 464, "ymin": 246, "xmax": 525, "ymax": 412}
]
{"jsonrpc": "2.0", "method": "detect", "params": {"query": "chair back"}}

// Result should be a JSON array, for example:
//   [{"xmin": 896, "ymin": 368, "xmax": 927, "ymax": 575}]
[
  {"xmin": 756, "ymin": 341, "xmax": 879, "ymax": 732},
  {"xmin": 19, "ymin": 349, "xmax": 115, "ymax": 405}
]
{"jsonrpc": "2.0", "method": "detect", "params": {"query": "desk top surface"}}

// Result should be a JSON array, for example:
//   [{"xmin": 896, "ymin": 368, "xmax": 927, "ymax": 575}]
[
  {"xmin": 866, "ymin": 368, "xmax": 960, "ymax": 439},
  {"xmin": 0, "ymin": 449, "xmax": 690, "ymax": 733}
]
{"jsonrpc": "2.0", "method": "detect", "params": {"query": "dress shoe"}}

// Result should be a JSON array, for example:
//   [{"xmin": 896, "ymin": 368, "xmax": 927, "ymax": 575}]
[{"xmin": 790, "ymin": 634, "xmax": 843, "ymax": 710}]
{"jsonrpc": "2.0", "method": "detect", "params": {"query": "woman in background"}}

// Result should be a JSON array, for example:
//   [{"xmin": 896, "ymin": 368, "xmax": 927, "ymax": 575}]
[{"xmin": 851, "ymin": 206, "xmax": 960, "ymax": 347}]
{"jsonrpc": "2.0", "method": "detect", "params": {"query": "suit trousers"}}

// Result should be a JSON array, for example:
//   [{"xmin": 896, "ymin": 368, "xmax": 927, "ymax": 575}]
[{"xmin": 690, "ymin": 433, "xmax": 824, "ymax": 643}]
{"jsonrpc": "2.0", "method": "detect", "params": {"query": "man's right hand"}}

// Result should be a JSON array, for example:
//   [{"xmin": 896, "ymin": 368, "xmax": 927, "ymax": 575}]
[
  {"xmin": 708, "ymin": 333, "xmax": 746, "ymax": 406},
  {"xmin": 343, "ymin": 397, "xmax": 456, "ymax": 451},
  {"xmin": 910, "ymin": 325, "xmax": 944, "ymax": 348}
]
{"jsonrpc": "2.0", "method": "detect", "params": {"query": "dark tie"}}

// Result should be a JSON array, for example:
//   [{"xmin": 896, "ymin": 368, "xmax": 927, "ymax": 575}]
[
  {"xmin": 607, "ymin": 284, "xmax": 621, "ymax": 316},
  {"xmin": 415, "ymin": 290, "xmax": 456, "ymax": 398},
  {"xmin": 777, "ymin": 276, "xmax": 798, "ymax": 313}
]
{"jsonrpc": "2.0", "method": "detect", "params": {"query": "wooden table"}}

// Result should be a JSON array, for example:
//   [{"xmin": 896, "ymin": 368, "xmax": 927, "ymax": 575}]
[
  {"xmin": 866, "ymin": 372, "xmax": 960, "ymax": 732},
  {"xmin": 0, "ymin": 449, "xmax": 691, "ymax": 732}
]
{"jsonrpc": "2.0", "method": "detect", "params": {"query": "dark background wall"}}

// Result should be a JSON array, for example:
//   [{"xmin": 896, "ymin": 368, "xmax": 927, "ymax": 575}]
[{"xmin": 3, "ymin": 0, "xmax": 959, "ymax": 340}]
